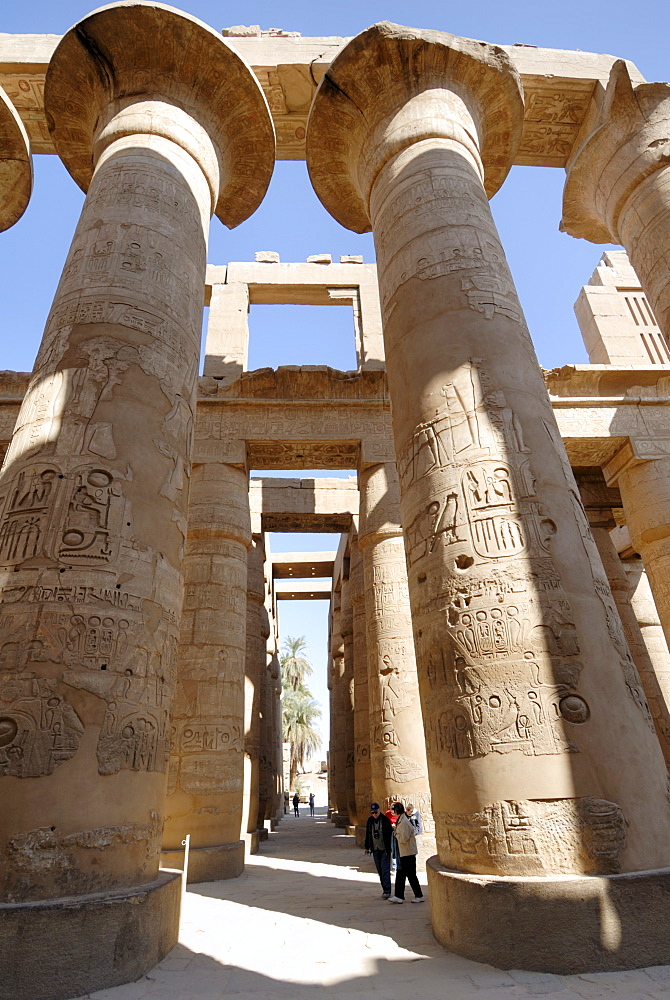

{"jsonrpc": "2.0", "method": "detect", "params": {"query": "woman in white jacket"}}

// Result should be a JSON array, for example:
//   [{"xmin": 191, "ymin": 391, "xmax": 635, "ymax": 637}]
[{"xmin": 388, "ymin": 802, "xmax": 425, "ymax": 904}]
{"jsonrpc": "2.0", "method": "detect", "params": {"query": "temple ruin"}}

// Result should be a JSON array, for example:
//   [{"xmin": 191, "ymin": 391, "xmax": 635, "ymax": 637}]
[{"xmin": 2, "ymin": 5, "xmax": 670, "ymax": 997}]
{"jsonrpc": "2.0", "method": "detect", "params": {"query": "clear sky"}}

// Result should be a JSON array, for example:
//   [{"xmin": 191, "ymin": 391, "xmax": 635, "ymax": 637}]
[{"xmin": 2, "ymin": 0, "xmax": 668, "ymax": 748}]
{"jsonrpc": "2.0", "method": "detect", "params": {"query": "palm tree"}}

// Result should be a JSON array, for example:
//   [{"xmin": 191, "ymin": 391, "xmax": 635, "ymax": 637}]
[
  {"xmin": 282, "ymin": 687, "xmax": 322, "ymax": 789},
  {"xmin": 280, "ymin": 635, "xmax": 313, "ymax": 693}
]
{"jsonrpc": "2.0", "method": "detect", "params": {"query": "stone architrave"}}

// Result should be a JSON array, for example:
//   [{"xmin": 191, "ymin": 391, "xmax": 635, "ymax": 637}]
[
  {"xmin": 307, "ymin": 22, "xmax": 670, "ymax": 973},
  {"xmin": 162, "ymin": 463, "xmax": 252, "ymax": 880},
  {"xmin": 350, "ymin": 534, "xmax": 372, "ymax": 842},
  {"xmin": 328, "ymin": 598, "xmax": 349, "ymax": 826},
  {"xmin": 562, "ymin": 61, "xmax": 670, "ymax": 337},
  {"xmin": 0, "ymin": 5, "xmax": 274, "ymax": 997},
  {"xmin": 358, "ymin": 463, "xmax": 435, "ymax": 856},
  {"xmin": 339, "ymin": 576, "xmax": 358, "ymax": 827},
  {"xmin": 591, "ymin": 526, "xmax": 670, "ymax": 768},
  {"xmin": 0, "ymin": 84, "xmax": 32, "ymax": 231},
  {"xmin": 243, "ymin": 534, "xmax": 270, "ymax": 849}
]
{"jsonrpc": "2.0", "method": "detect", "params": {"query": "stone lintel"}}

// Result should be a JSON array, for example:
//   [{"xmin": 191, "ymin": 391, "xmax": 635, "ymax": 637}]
[
  {"xmin": 271, "ymin": 551, "xmax": 337, "ymax": 578},
  {"xmin": 275, "ymin": 579, "xmax": 332, "ymax": 600},
  {"xmin": 249, "ymin": 477, "xmax": 359, "ymax": 531},
  {"xmin": 0, "ymin": 31, "xmax": 645, "ymax": 167},
  {"xmin": 220, "ymin": 260, "xmax": 379, "ymax": 306}
]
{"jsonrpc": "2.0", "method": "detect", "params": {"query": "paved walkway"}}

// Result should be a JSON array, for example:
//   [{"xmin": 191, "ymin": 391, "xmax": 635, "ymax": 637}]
[{"xmin": 80, "ymin": 808, "xmax": 670, "ymax": 999}]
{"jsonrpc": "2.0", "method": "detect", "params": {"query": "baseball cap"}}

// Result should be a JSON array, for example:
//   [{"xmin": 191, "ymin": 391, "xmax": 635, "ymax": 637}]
[{"xmin": 370, "ymin": 802, "xmax": 380, "ymax": 811}]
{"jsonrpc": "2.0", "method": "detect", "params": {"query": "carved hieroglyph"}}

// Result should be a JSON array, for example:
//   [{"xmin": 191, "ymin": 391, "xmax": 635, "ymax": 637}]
[
  {"xmin": 562, "ymin": 61, "xmax": 670, "ymax": 339},
  {"xmin": 307, "ymin": 22, "xmax": 670, "ymax": 877},
  {"xmin": 0, "ymin": 84, "xmax": 32, "ymax": 231},
  {"xmin": 0, "ymin": 3, "xmax": 273, "ymax": 902},
  {"xmin": 350, "ymin": 535, "xmax": 373, "ymax": 825},
  {"xmin": 162, "ymin": 464, "xmax": 251, "ymax": 872},
  {"xmin": 358, "ymin": 463, "xmax": 434, "ymax": 832}
]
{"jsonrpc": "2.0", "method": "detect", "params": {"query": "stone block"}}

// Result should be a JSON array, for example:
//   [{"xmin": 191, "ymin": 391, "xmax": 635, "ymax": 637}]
[{"xmin": 161, "ymin": 841, "xmax": 244, "ymax": 884}]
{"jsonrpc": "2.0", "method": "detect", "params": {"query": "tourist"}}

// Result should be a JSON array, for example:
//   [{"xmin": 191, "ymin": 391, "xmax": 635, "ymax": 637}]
[
  {"xmin": 364, "ymin": 802, "xmax": 393, "ymax": 898},
  {"xmin": 309, "ymin": 792, "xmax": 315, "ymax": 816},
  {"xmin": 385, "ymin": 806, "xmax": 400, "ymax": 873},
  {"xmin": 406, "ymin": 803, "xmax": 423, "ymax": 835},
  {"xmin": 292, "ymin": 792, "xmax": 300, "ymax": 817},
  {"xmin": 283, "ymin": 790, "xmax": 289, "ymax": 815},
  {"xmin": 388, "ymin": 803, "xmax": 424, "ymax": 904}
]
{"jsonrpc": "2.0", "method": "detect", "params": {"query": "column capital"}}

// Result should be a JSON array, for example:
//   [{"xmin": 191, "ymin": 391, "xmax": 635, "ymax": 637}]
[
  {"xmin": 306, "ymin": 21, "xmax": 523, "ymax": 233},
  {"xmin": 562, "ymin": 60, "xmax": 670, "ymax": 244},
  {"xmin": 603, "ymin": 436, "xmax": 670, "ymax": 485},
  {"xmin": 44, "ymin": 1, "xmax": 275, "ymax": 228},
  {"xmin": 0, "ymin": 84, "xmax": 32, "ymax": 231}
]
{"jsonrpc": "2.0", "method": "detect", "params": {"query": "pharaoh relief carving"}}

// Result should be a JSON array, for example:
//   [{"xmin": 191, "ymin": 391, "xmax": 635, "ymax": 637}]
[
  {"xmin": 436, "ymin": 797, "xmax": 627, "ymax": 877},
  {"xmin": 399, "ymin": 358, "xmax": 592, "ymax": 762},
  {"xmin": 0, "ymin": 677, "xmax": 83, "ymax": 777}
]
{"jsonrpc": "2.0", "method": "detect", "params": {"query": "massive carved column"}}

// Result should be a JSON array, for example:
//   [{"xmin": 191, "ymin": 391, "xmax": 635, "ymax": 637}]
[
  {"xmin": 243, "ymin": 534, "xmax": 270, "ymax": 849},
  {"xmin": 605, "ymin": 443, "xmax": 670, "ymax": 668},
  {"xmin": 350, "ymin": 534, "xmax": 372, "ymax": 843},
  {"xmin": 622, "ymin": 555, "xmax": 670, "ymax": 753},
  {"xmin": 591, "ymin": 525, "xmax": 670, "ymax": 767},
  {"xmin": 328, "ymin": 597, "xmax": 349, "ymax": 825},
  {"xmin": 0, "ymin": 84, "xmax": 31, "ymax": 231},
  {"xmin": 339, "ymin": 575, "xmax": 357, "ymax": 826},
  {"xmin": 307, "ymin": 22, "xmax": 670, "ymax": 973},
  {"xmin": 562, "ymin": 61, "xmax": 670, "ymax": 338},
  {"xmin": 358, "ymin": 463, "xmax": 434, "ymax": 856},
  {"xmin": 0, "ymin": 6, "xmax": 273, "ymax": 997},
  {"xmin": 163, "ymin": 463, "xmax": 252, "ymax": 879}
]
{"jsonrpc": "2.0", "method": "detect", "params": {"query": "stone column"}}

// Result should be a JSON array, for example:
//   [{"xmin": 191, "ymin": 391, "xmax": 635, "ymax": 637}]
[
  {"xmin": 328, "ymin": 597, "xmax": 349, "ymax": 826},
  {"xmin": 605, "ymin": 443, "xmax": 670, "ymax": 661},
  {"xmin": 591, "ymin": 525, "xmax": 670, "ymax": 767},
  {"xmin": 307, "ymin": 23, "xmax": 670, "ymax": 973},
  {"xmin": 622, "ymin": 556, "xmax": 670, "ymax": 754},
  {"xmin": 242, "ymin": 534, "xmax": 270, "ymax": 850},
  {"xmin": 339, "ymin": 576, "xmax": 357, "ymax": 827},
  {"xmin": 163, "ymin": 463, "xmax": 250, "ymax": 879},
  {"xmin": 358, "ymin": 463, "xmax": 435, "ymax": 864},
  {"xmin": 562, "ymin": 61, "xmax": 670, "ymax": 337},
  {"xmin": 0, "ymin": 6, "xmax": 274, "ymax": 997},
  {"xmin": 350, "ymin": 534, "xmax": 372, "ymax": 844},
  {"xmin": 0, "ymin": 84, "xmax": 31, "ymax": 231}
]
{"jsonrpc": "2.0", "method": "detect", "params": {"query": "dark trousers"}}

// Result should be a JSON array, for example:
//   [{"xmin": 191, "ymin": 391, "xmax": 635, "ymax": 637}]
[
  {"xmin": 394, "ymin": 853, "xmax": 423, "ymax": 899},
  {"xmin": 372, "ymin": 849, "xmax": 391, "ymax": 894},
  {"xmin": 293, "ymin": 804, "xmax": 299, "ymax": 816},
  {"xmin": 309, "ymin": 804, "xmax": 315, "ymax": 816}
]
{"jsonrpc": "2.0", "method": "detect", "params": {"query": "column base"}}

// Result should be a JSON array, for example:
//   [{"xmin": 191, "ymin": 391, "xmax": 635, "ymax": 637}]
[
  {"xmin": 242, "ymin": 832, "xmax": 260, "ymax": 855},
  {"xmin": 0, "ymin": 869, "xmax": 181, "ymax": 1000},
  {"xmin": 332, "ymin": 812, "xmax": 350, "ymax": 829},
  {"xmin": 258, "ymin": 826, "xmax": 269, "ymax": 841},
  {"xmin": 415, "ymin": 834, "xmax": 437, "ymax": 872},
  {"xmin": 427, "ymin": 857, "xmax": 670, "ymax": 974},
  {"xmin": 354, "ymin": 825, "xmax": 366, "ymax": 848},
  {"xmin": 161, "ymin": 840, "xmax": 244, "ymax": 884}
]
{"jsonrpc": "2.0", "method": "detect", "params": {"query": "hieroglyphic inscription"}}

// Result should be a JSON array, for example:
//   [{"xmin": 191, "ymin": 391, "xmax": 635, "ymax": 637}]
[
  {"xmin": 0, "ymin": 678, "xmax": 83, "ymax": 777},
  {"xmin": 0, "ymin": 465, "xmax": 125, "ymax": 567},
  {"xmin": 437, "ymin": 797, "xmax": 626, "ymax": 876},
  {"xmin": 398, "ymin": 359, "xmax": 586, "ymax": 763}
]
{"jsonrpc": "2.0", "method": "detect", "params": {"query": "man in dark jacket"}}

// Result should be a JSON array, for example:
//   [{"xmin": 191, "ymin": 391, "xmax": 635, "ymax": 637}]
[{"xmin": 364, "ymin": 802, "xmax": 393, "ymax": 898}]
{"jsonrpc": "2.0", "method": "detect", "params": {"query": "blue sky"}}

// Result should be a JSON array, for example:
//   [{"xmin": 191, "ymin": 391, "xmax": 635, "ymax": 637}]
[{"xmin": 2, "ymin": 0, "xmax": 668, "ymax": 747}]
